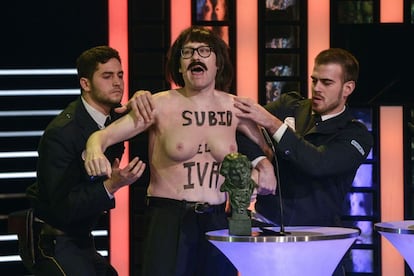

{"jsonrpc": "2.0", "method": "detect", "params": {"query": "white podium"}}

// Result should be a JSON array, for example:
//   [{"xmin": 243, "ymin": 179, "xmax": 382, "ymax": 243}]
[
  {"xmin": 206, "ymin": 226, "xmax": 359, "ymax": 276},
  {"xmin": 375, "ymin": 220, "xmax": 414, "ymax": 272}
]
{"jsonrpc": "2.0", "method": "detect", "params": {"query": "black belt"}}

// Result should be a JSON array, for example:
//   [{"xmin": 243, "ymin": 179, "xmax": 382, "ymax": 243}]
[{"xmin": 146, "ymin": 197, "xmax": 226, "ymax": 214}]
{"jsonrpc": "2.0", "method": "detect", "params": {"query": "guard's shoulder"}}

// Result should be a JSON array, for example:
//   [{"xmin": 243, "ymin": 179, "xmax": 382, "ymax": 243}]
[
  {"xmin": 350, "ymin": 118, "xmax": 369, "ymax": 130},
  {"xmin": 284, "ymin": 91, "xmax": 305, "ymax": 101},
  {"xmin": 347, "ymin": 119, "xmax": 373, "ymax": 145},
  {"xmin": 42, "ymin": 113, "xmax": 76, "ymax": 142},
  {"xmin": 46, "ymin": 101, "xmax": 78, "ymax": 131},
  {"xmin": 273, "ymin": 91, "xmax": 306, "ymax": 109},
  {"xmin": 54, "ymin": 111, "xmax": 75, "ymax": 127}
]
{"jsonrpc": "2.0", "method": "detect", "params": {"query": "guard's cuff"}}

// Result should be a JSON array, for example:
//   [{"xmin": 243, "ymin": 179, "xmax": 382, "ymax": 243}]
[
  {"xmin": 273, "ymin": 123, "xmax": 288, "ymax": 142},
  {"xmin": 251, "ymin": 156, "xmax": 266, "ymax": 168}
]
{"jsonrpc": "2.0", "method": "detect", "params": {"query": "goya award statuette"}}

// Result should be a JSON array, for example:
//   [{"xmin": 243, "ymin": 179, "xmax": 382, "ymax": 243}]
[{"xmin": 220, "ymin": 153, "xmax": 257, "ymax": 236}]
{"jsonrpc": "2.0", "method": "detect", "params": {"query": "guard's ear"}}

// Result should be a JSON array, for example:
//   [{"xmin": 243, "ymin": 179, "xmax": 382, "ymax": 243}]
[
  {"xmin": 80, "ymin": 77, "xmax": 91, "ymax": 92},
  {"xmin": 343, "ymin": 80, "xmax": 355, "ymax": 97}
]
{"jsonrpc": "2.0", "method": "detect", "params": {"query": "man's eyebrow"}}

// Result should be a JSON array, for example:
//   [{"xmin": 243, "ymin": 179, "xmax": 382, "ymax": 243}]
[
  {"xmin": 311, "ymin": 76, "xmax": 334, "ymax": 82},
  {"xmin": 101, "ymin": 71, "xmax": 123, "ymax": 75}
]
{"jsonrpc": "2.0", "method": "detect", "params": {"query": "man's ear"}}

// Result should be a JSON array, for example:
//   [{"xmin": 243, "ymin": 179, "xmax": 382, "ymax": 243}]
[
  {"xmin": 343, "ymin": 80, "xmax": 356, "ymax": 97},
  {"xmin": 80, "ymin": 77, "xmax": 91, "ymax": 92}
]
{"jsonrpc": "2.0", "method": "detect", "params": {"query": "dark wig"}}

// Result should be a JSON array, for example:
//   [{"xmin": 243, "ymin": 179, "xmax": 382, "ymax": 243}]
[{"xmin": 165, "ymin": 26, "xmax": 234, "ymax": 91}]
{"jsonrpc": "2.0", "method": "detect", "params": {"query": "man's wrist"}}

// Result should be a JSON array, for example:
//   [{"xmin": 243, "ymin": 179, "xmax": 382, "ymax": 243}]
[{"xmin": 104, "ymin": 180, "xmax": 115, "ymax": 199}]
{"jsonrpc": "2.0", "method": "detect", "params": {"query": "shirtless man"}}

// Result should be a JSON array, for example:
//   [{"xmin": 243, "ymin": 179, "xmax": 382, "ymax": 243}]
[{"xmin": 84, "ymin": 26, "xmax": 276, "ymax": 276}]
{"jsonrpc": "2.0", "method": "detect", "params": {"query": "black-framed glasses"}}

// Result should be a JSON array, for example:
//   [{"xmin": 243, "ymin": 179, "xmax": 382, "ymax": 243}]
[{"xmin": 180, "ymin": 46, "xmax": 213, "ymax": 59}]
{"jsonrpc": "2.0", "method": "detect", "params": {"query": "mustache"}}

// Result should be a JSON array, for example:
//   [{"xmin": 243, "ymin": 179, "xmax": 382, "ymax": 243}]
[{"xmin": 187, "ymin": 61, "xmax": 208, "ymax": 71}]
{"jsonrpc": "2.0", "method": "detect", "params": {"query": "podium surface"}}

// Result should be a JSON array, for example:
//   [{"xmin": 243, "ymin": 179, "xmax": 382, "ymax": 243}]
[
  {"xmin": 206, "ymin": 226, "xmax": 359, "ymax": 276},
  {"xmin": 375, "ymin": 220, "xmax": 414, "ymax": 272}
]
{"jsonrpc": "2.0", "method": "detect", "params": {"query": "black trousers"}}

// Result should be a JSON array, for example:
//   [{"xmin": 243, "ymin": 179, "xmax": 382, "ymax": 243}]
[
  {"xmin": 32, "ymin": 225, "xmax": 118, "ymax": 276},
  {"xmin": 141, "ymin": 197, "xmax": 238, "ymax": 276}
]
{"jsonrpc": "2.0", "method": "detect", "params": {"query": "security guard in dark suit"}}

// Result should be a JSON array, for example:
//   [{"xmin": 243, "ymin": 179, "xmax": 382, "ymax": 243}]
[
  {"xmin": 235, "ymin": 48, "xmax": 373, "ymax": 276},
  {"xmin": 25, "ymin": 46, "xmax": 146, "ymax": 276},
  {"xmin": 238, "ymin": 91, "xmax": 373, "ymax": 226}
]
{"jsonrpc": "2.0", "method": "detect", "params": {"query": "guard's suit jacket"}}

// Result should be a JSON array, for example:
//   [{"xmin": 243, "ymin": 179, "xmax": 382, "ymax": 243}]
[
  {"xmin": 238, "ymin": 91, "xmax": 373, "ymax": 226},
  {"xmin": 26, "ymin": 98, "xmax": 124, "ymax": 236}
]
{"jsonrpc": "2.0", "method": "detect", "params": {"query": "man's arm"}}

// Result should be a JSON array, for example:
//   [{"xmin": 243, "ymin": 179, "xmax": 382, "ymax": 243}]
[
  {"xmin": 103, "ymin": 157, "xmax": 146, "ymax": 195},
  {"xmin": 237, "ymin": 132, "xmax": 276, "ymax": 195},
  {"xmin": 234, "ymin": 96, "xmax": 284, "ymax": 135},
  {"xmin": 237, "ymin": 131, "xmax": 264, "ymax": 161},
  {"xmin": 36, "ymin": 129, "xmax": 116, "ymax": 225},
  {"xmin": 254, "ymin": 158, "xmax": 277, "ymax": 195},
  {"xmin": 84, "ymin": 109, "xmax": 152, "ymax": 178},
  {"xmin": 115, "ymin": 90, "xmax": 155, "ymax": 123},
  {"xmin": 277, "ymin": 123, "xmax": 373, "ymax": 176}
]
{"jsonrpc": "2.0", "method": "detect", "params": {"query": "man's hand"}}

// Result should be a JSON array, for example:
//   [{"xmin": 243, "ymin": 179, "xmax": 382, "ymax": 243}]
[
  {"xmin": 255, "ymin": 158, "xmax": 277, "ymax": 195},
  {"xmin": 104, "ymin": 157, "xmax": 146, "ymax": 194},
  {"xmin": 83, "ymin": 149, "xmax": 113, "ymax": 178},
  {"xmin": 234, "ymin": 97, "xmax": 283, "ymax": 135},
  {"xmin": 114, "ymin": 90, "xmax": 155, "ymax": 123}
]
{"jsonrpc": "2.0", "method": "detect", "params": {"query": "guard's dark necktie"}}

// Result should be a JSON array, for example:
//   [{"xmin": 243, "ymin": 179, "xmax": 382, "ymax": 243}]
[
  {"xmin": 313, "ymin": 113, "xmax": 322, "ymax": 125},
  {"xmin": 104, "ymin": 116, "xmax": 112, "ymax": 127}
]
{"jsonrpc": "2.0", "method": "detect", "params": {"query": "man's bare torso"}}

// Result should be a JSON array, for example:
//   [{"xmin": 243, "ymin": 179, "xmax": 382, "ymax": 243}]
[{"xmin": 147, "ymin": 89, "xmax": 241, "ymax": 204}]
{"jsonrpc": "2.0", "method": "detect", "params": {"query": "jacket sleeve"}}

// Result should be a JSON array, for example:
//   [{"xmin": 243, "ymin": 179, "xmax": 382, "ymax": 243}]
[
  {"xmin": 277, "ymin": 121, "xmax": 373, "ymax": 177},
  {"xmin": 35, "ymin": 125, "xmax": 116, "ymax": 227},
  {"xmin": 236, "ymin": 92, "xmax": 302, "ymax": 160}
]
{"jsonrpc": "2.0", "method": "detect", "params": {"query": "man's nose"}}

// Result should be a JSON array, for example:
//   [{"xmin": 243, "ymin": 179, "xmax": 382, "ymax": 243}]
[{"xmin": 113, "ymin": 76, "xmax": 122, "ymax": 86}]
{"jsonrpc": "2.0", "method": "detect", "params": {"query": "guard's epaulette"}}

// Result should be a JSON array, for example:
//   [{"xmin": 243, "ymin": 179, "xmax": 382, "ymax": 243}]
[
  {"xmin": 52, "ymin": 111, "xmax": 75, "ymax": 128},
  {"xmin": 350, "ymin": 118, "xmax": 368, "ymax": 129}
]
